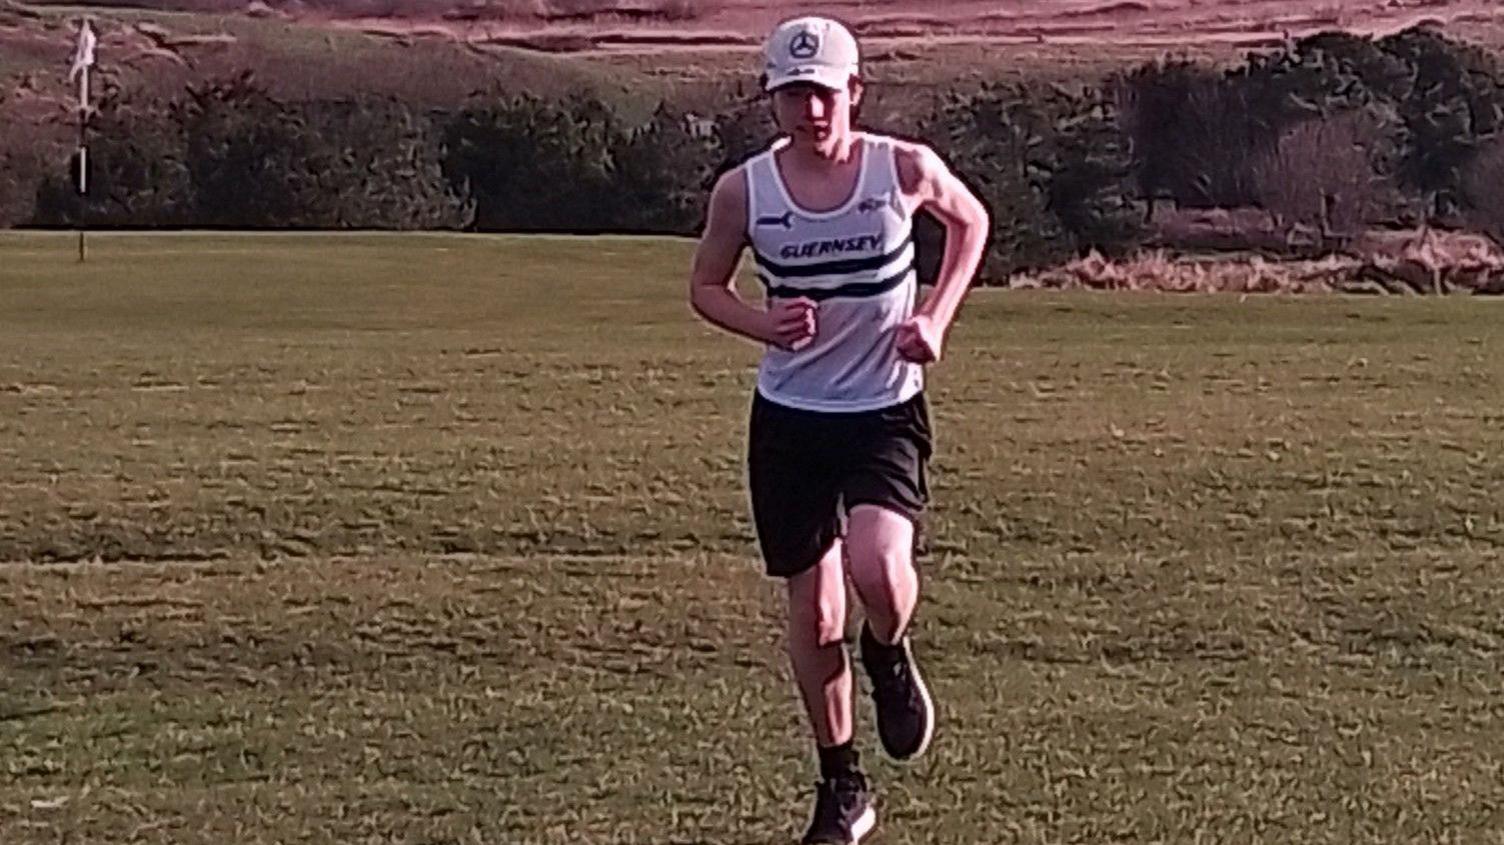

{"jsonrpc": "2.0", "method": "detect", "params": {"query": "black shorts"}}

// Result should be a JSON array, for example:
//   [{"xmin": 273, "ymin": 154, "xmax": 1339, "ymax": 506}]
[{"xmin": 747, "ymin": 391, "xmax": 932, "ymax": 578}]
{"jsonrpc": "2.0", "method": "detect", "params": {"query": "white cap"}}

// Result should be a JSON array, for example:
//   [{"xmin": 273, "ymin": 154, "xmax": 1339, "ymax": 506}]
[{"xmin": 762, "ymin": 16, "xmax": 860, "ymax": 92}]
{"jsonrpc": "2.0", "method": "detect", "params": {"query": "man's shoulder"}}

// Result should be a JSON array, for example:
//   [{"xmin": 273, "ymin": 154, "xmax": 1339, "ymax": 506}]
[
  {"xmin": 863, "ymin": 130, "xmax": 934, "ymax": 153},
  {"xmin": 869, "ymin": 133, "xmax": 947, "ymax": 192},
  {"xmin": 714, "ymin": 136, "xmax": 796, "ymax": 190},
  {"xmin": 710, "ymin": 164, "xmax": 750, "ymax": 199},
  {"xmin": 864, "ymin": 131, "xmax": 942, "ymax": 165},
  {"xmin": 705, "ymin": 163, "xmax": 751, "ymax": 228},
  {"xmin": 711, "ymin": 142, "xmax": 775, "ymax": 185}
]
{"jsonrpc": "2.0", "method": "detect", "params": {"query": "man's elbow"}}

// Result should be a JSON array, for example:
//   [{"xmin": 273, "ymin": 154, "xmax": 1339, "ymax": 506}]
[
  {"xmin": 943, "ymin": 207, "xmax": 989, "ymax": 250},
  {"xmin": 938, "ymin": 193, "xmax": 990, "ymax": 239},
  {"xmin": 967, "ymin": 196, "xmax": 991, "ymax": 235},
  {"xmin": 688, "ymin": 280, "xmax": 719, "ymax": 320}
]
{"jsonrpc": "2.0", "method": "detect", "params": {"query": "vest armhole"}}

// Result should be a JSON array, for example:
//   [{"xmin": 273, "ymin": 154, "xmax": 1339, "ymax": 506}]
[
  {"xmin": 743, "ymin": 160, "xmax": 757, "ymax": 244},
  {"xmin": 882, "ymin": 135, "xmax": 901, "ymax": 197}
]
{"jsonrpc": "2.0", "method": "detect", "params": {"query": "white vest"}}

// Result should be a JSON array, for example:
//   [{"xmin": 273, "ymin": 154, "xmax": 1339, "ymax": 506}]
[{"xmin": 743, "ymin": 132, "xmax": 923, "ymax": 413}]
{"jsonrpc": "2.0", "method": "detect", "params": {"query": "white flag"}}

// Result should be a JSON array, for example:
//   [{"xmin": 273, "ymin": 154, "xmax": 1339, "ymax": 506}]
[{"xmin": 68, "ymin": 20, "xmax": 96, "ymax": 83}]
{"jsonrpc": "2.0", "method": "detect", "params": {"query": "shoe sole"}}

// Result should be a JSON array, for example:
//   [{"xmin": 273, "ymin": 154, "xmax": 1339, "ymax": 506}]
[
  {"xmin": 897, "ymin": 637, "xmax": 935, "ymax": 761},
  {"xmin": 850, "ymin": 806, "xmax": 877, "ymax": 843},
  {"xmin": 803, "ymin": 805, "xmax": 877, "ymax": 845}
]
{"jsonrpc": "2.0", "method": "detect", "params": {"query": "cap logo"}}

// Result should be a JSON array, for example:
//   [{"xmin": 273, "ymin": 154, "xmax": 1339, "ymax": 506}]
[{"xmin": 788, "ymin": 30, "xmax": 820, "ymax": 59}]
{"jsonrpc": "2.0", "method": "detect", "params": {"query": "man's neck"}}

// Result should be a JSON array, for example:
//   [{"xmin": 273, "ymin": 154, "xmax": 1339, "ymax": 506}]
[{"xmin": 784, "ymin": 131, "xmax": 860, "ymax": 170}]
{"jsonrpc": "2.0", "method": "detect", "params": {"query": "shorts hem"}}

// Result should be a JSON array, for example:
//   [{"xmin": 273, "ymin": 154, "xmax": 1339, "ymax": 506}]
[
  {"xmin": 762, "ymin": 546, "xmax": 836, "ymax": 580},
  {"xmin": 843, "ymin": 498, "xmax": 924, "ymax": 525}
]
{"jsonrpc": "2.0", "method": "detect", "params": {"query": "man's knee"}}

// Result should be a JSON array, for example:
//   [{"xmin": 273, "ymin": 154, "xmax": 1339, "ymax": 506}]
[
  {"xmin": 791, "ymin": 590, "xmax": 846, "ymax": 647},
  {"xmin": 787, "ymin": 562, "xmax": 847, "ymax": 648},
  {"xmin": 846, "ymin": 508, "xmax": 915, "ymax": 587},
  {"xmin": 848, "ymin": 541, "xmax": 908, "ymax": 590}
]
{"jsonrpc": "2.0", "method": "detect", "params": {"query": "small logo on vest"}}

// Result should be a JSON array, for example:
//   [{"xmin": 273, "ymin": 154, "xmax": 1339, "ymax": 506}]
[
  {"xmin": 857, "ymin": 190, "xmax": 903, "ymax": 215},
  {"xmin": 756, "ymin": 211, "xmax": 795, "ymax": 229}
]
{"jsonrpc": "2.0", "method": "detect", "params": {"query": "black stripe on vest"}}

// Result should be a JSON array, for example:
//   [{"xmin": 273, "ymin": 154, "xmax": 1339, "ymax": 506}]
[
  {"xmin": 754, "ymin": 236, "xmax": 912, "ymax": 279},
  {"xmin": 762, "ymin": 263, "xmax": 914, "ymax": 302}
]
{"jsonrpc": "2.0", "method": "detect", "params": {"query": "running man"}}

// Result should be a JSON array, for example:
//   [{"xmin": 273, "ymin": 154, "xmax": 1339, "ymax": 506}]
[{"xmin": 688, "ymin": 15, "xmax": 990, "ymax": 845}]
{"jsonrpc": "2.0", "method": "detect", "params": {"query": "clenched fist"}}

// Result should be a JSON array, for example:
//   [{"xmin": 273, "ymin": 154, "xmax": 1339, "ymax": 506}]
[
  {"xmin": 895, "ymin": 313, "xmax": 944, "ymax": 364},
  {"xmin": 765, "ymin": 297, "xmax": 818, "ymax": 352}
]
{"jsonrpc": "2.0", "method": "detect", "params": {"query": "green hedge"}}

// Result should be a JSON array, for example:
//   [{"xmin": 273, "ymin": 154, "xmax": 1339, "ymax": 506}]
[{"xmin": 16, "ymin": 25, "xmax": 1503, "ymax": 276}]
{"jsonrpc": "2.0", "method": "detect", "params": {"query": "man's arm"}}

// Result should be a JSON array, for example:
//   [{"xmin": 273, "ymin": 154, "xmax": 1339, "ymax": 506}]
[
  {"xmin": 689, "ymin": 168, "xmax": 816, "ymax": 351},
  {"xmin": 893, "ymin": 141, "xmax": 991, "ymax": 363}
]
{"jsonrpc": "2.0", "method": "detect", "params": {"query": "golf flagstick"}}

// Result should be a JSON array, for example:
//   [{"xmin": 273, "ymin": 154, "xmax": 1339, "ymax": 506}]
[{"xmin": 69, "ymin": 18, "xmax": 96, "ymax": 263}]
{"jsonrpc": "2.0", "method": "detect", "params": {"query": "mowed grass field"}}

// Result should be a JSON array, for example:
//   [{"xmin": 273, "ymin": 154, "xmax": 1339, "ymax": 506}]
[{"xmin": 1, "ymin": 232, "xmax": 1502, "ymax": 843}]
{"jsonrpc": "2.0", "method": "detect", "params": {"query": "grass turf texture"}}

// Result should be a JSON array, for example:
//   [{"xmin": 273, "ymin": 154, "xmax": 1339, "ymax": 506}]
[{"xmin": 2, "ymin": 232, "xmax": 1502, "ymax": 843}]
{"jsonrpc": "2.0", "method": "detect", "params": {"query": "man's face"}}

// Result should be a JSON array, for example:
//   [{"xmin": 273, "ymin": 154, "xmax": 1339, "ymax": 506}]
[{"xmin": 770, "ymin": 79, "xmax": 861, "ymax": 150}]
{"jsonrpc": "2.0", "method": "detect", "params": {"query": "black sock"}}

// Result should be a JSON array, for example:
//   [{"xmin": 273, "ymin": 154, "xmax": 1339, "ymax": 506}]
[{"xmin": 818, "ymin": 740, "xmax": 860, "ymax": 780}]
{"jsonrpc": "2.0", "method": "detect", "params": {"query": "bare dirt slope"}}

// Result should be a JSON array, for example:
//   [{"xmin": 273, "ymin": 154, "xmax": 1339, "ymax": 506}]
[
  {"xmin": 6, "ymin": 0, "xmax": 1497, "ymax": 140},
  {"xmin": 438, "ymin": 0, "xmax": 1504, "ymax": 50},
  {"xmin": 19, "ymin": 0, "xmax": 1504, "ymax": 47},
  {"xmin": 7, "ymin": 0, "xmax": 1499, "ymax": 113}
]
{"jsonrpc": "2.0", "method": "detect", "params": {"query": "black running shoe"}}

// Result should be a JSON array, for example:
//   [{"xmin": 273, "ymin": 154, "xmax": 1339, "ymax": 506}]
[
  {"xmin": 859, "ymin": 623, "xmax": 935, "ymax": 761},
  {"xmin": 801, "ymin": 772, "xmax": 877, "ymax": 844}
]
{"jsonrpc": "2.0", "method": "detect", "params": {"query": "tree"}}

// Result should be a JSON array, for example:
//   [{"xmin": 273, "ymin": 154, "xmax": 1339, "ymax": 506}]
[
  {"xmin": 442, "ymin": 92, "xmax": 618, "ymax": 231},
  {"xmin": 170, "ymin": 72, "xmax": 470, "ymax": 229},
  {"xmin": 921, "ymin": 84, "xmax": 1069, "ymax": 276},
  {"xmin": 175, "ymin": 72, "xmax": 316, "ymax": 227},
  {"xmin": 609, "ymin": 103, "xmax": 723, "ymax": 234},
  {"xmin": 1379, "ymin": 26, "xmax": 1504, "ymax": 218}
]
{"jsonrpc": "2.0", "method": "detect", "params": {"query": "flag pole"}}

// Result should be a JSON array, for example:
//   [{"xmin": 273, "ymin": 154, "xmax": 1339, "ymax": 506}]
[
  {"xmin": 70, "ymin": 18, "xmax": 96, "ymax": 263},
  {"xmin": 78, "ymin": 60, "xmax": 87, "ymax": 263}
]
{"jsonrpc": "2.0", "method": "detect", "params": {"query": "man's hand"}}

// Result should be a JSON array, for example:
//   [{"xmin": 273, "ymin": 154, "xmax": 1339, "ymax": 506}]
[
  {"xmin": 895, "ymin": 312, "xmax": 943, "ymax": 364},
  {"xmin": 764, "ymin": 297, "xmax": 818, "ymax": 351}
]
